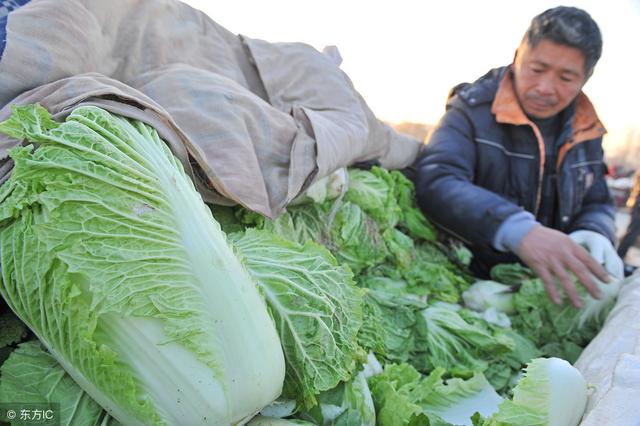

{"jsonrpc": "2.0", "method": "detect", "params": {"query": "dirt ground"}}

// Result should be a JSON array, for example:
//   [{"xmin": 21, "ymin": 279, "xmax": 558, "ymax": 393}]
[{"xmin": 615, "ymin": 208, "xmax": 640, "ymax": 266}]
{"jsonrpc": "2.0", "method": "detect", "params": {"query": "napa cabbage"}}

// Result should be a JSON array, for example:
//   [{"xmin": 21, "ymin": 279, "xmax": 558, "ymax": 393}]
[
  {"xmin": 462, "ymin": 281, "xmax": 516, "ymax": 314},
  {"xmin": 486, "ymin": 357, "xmax": 588, "ymax": 426},
  {"xmin": 368, "ymin": 363, "xmax": 503, "ymax": 426},
  {"xmin": 0, "ymin": 104, "xmax": 285, "ymax": 425}
]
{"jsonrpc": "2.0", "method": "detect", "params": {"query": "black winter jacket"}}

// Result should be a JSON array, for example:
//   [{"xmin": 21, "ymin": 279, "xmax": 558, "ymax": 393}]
[{"xmin": 415, "ymin": 66, "xmax": 615, "ymax": 277}]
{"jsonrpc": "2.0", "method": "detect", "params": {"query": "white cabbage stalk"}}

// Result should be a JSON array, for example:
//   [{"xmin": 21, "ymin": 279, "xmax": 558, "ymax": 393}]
[
  {"xmin": 291, "ymin": 167, "xmax": 348, "ymax": 205},
  {"xmin": 577, "ymin": 275, "xmax": 623, "ymax": 328},
  {"xmin": 0, "ymin": 105, "xmax": 285, "ymax": 425},
  {"xmin": 259, "ymin": 399, "xmax": 297, "ymax": 419},
  {"xmin": 362, "ymin": 352, "xmax": 383, "ymax": 378},
  {"xmin": 462, "ymin": 280, "xmax": 515, "ymax": 314}
]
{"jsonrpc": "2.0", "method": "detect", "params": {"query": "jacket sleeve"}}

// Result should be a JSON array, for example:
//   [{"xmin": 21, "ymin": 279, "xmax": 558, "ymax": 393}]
[
  {"xmin": 568, "ymin": 146, "xmax": 616, "ymax": 243},
  {"xmin": 414, "ymin": 106, "xmax": 526, "ymax": 248}
]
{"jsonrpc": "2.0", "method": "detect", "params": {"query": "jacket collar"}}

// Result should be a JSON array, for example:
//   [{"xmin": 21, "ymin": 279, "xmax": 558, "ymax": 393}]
[{"xmin": 490, "ymin": 66, "xmax": 606, "ymax": 144}]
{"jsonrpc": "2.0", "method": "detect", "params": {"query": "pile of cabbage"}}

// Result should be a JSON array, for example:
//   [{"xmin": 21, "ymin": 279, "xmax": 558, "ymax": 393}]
[{"xmin": 0, "ymin": 105, "xmax": 621, "ymax": 425}]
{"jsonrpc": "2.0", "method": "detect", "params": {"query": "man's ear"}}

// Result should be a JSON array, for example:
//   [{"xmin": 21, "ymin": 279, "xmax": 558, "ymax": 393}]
[{"xmin": 512, "ymin": 40, "xmax": 526, "ymax": 65}]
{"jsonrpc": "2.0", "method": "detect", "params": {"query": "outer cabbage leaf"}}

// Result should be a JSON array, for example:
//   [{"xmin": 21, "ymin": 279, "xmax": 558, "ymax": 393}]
[
  {"xmin": 369, "ymin": 363, "xmax": 502, "ymax": 426},
  {"xmin": 232, "ymin": 229, "xmax": 364, "ymax": 408},
  {"xmin": 256, "ymin": 203, "xmax": 327, "ymax": 247},
  {"xmin": 489, "ymin": 264, "xmax": 535, "ymax": 286},
  {"xmin": 482, "ymin": 328, "xmax": 541, "ymax": 395},
  {"xmin": 0, "ymin": 341, "xmax": 118, "ymax": 425},
  {"xmin": 414, "ymin": 242, "xmax": 451, "ymax": 265},
  {"xmin": 510, "ymin": 276, "xmax": 620, "ymax": 363},
  {"xmin": 451, "ymin": 242, "xmax": 473, "ymax": 267},
  {"xmin": 453, "ymin": 310, "xmax": 541, "ymax": 395},
  {"xmin": 367, "ymin": 363, "xmax": 425, "ymax": 426},
  {"xmin": 391, "ymin": 169, "xmax": 437, "ymax": 242},
  {"xmin": 415, "ymin": 370, "xmax": 503, "ymax": 426},
  {"xmin": 237, "ymin": 200, "xmax": 386, "ymax": 276},
  {"xmin": 376, "ymin": 231, "xmax": 470, "ymax": 302},
  {"xmin": 358, "ymin": 287, "xmax": 426, "ymax": 363},
  {"xmin": 0, "ymin": 308, "xmax": 28, "ymax": 366},
  {"xmin": 356, "ymin": 275, "xmax": 426, "ymax": 363},
  {"xmin": 327, "ymin": 202, "xmax": 388, "ymax": 274},
  {"xmin": 382, "ymin": 228, "xmax": 416, "ymax": 271},
  {"xmin": 412, "ymin": 304, "xmax": 515, "ymax": 377},
  {"xmin": 344, "ymin": 168, "xmax": 401, "ymax": 230},
  {"xmin": 296, "ymin": 372, "xmax": 376, "ymax": 426},
  {"xmin": 209, "ymin": 205, "xmax": 246, "ymax": 235},
  {"xmin": 356, "ymin": 295, "xmax": 387, "ymax": 357},
  {"xmin": 0, "ymin": 309, "xmax": 27, "ymax": 349}
]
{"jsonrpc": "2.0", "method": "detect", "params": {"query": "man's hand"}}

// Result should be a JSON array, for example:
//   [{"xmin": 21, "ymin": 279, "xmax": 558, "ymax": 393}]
[
  {"xmin": 569, "ymin": 230, "xmax": 624, "ymax": 280},
  {"xmin": 515, "ymin": 225, "xmax": 610, "ymax": 308}
]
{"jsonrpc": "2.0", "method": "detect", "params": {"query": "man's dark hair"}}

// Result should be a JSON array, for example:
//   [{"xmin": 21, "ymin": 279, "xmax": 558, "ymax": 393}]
[{"xmin": 524, "ymin": 6, "xmax": 602, "ymax": 77}]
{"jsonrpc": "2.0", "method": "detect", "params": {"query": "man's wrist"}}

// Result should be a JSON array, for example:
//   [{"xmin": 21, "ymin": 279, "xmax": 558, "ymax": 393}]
[{"xmin": 493, "ymin": 211, "xmax": 540, "ymax": 253}]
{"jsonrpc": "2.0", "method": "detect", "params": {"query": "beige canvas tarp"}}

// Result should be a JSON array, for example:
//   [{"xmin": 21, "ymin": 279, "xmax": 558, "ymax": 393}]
[
  {"xmin": 0, "ymin": 0, "xmax": 421, "ymax": 218},
  {"xmin": 575, "ymin": 275, "xmax": 640, "ymax": 425}
]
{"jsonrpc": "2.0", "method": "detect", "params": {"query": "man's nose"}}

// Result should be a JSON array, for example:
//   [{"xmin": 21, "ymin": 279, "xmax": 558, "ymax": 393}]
[{"xmin": 536, "ymin": 75, "xmax": 555, "ymax": 96}]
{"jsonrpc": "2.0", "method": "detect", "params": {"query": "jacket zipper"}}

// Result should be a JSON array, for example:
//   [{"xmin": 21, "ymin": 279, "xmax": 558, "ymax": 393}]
[{"xmin": 529, "ymin": 122, "xmax": 545, "ymax": 216}]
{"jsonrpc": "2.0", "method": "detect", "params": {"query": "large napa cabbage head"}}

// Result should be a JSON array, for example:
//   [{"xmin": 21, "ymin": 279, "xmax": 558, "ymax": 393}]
[{"xmin": 0, "ymin": 104, "xmax": 285, "ymax": 425}]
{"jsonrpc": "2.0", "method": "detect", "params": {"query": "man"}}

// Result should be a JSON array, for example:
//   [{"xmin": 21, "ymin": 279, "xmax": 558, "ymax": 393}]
[{"xmin": 415, "ymin": 6, "xmax": 623, "ymax": 308}]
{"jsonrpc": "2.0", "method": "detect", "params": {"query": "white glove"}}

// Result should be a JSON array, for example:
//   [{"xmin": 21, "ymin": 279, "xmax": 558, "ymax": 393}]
[{"xmin": 569, "ymin": 230, "xmax": 624, "ymax": 279}]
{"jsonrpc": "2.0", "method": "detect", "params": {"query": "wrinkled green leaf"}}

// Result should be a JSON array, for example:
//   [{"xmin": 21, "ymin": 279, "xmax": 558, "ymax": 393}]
[
  {"xmin": 345, "ymin": 168, "xmax": 401, "ymax": 231},
  {"xmin": 392, "ymin": 170, "xmax": 437, "ymax": 242},
  {"xmin": 297, "ymin": 372, "xmax": 376, "ymax": 426},
  {"xmin": 369, "ymin": 363, "xmax": 502, "ymax": 426},
  {"xmin": 232, "ymin": 229, "xmax": 364, "ymax": 408},
  {"xmin": 0, "ymin": 341, "xmax": 118, "ymax": 426},
  {"xmin": 358, "ymin": 286, "xmax": 426, "ymax": 363},
  {"xmin": 413, "ymin": 304, "xmax": 515, "ymax": 377}
]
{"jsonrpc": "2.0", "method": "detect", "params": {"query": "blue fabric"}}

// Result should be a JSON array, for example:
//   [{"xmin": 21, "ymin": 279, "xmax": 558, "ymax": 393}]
[
  {"xmin": 492, "ymin": 210, "xmax": 538, "ymax": 253},
  {"xmin": 0, "ymin": 0, "xmax": 31, "ymax": 61}
]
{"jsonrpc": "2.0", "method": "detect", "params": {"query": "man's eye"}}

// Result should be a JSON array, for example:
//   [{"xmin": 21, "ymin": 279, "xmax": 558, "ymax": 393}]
[
  {"xmin": 531, "ymin": 68, "xmax": 544, "ymax": 74},
  {"xmin": 560, "ymin": 76, "xmax": 575, "ymax": 82}
]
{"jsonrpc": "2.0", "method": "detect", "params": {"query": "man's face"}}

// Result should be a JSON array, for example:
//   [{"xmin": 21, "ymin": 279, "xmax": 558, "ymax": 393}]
[{"xmin": 513, "ymin": 38, "xmax": 587, "ymax": 119}]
